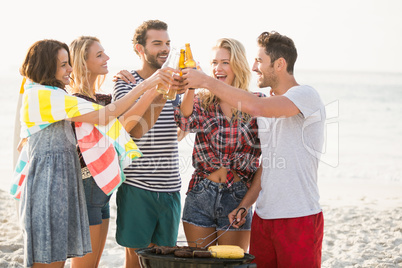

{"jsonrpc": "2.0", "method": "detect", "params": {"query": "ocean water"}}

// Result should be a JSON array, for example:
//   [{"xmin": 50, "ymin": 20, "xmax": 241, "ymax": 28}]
[
  {"xmin": 302, "ymin": 70, "xmax": 402, "ymax": 185},
  {"xmin": 1, "ymin": 70, "xmax": 401, "ymax": 195}
]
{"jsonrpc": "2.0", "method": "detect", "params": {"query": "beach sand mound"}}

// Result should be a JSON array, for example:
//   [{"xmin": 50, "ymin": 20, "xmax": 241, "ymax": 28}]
[{"xmin": 1, "ymin": 185, "xmax": 402, "ymax": 268}]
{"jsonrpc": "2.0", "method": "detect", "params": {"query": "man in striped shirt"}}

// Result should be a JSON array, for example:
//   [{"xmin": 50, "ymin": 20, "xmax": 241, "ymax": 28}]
[{"xmin": 112, "ymin": 20, "xmax": 182, "ymax": 268}]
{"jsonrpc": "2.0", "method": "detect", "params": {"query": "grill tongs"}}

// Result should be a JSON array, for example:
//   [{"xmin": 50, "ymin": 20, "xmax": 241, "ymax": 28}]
[{"xmin": 180, "ymin": 207, "xmax": 247, "ymax": 249}]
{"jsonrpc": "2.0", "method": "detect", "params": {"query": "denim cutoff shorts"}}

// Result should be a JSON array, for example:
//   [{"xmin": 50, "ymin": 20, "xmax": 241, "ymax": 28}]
[
  {"xmin": 182, "ymin": 179, "xmax": 252, "ymax": 230},
  {"xmin": 82, "ymin": 176, "xmax": 111, "ymax": 225}
]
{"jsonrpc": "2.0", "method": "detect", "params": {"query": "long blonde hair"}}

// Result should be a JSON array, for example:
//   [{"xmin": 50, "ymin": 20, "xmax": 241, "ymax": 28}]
[
  {"xmin": 68, "ymin": 36, "xmax": 106, "ymax": 97},
  {"xmin": 198, "ymin": 38, "xmax": 252, "ymax": 121}
]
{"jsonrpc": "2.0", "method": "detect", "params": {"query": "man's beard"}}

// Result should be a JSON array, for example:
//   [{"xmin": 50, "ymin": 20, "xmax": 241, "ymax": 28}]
[
  {"xmin": 259, "ymin": 70, "xmax": 277, "ymax": 89},
  {"xmin": 144, "ymin": 48, "xmax": 164, "ymax": 69}
]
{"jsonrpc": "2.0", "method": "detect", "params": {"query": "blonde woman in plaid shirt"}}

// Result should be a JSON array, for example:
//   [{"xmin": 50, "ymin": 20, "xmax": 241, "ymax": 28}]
[{"xmin": 175, "ymin": 38, "xmax": 265, "ymax": 252}]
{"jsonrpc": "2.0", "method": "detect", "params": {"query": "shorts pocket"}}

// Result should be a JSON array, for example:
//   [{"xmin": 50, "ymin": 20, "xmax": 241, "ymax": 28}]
[
  {"xmin": 231, "ymin": 183, "xmax": 248, "ymax": 202},
  {"xmin": 188, "ymin": 179, "xmax": 208, "ymax": 195},
  {"xmin": 84, "ymin": 178, "xmax": 110, "ymax": 207}
]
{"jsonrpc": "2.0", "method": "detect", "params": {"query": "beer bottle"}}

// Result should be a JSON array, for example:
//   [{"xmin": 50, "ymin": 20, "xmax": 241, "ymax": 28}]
[
  {"xmin": 184, "ymin": 43, "xmax": 197, "ymax": 69},
  {"xmin": 156, "ymin": 48, "xmax": 177, "ymax": 95},
  {"xmin": 164, "ymin": 49, "xmax": 182, "ymax": 100},
  {"xmin": 179, "ymin": 49, "xmax": 186, "ymax": 75}
]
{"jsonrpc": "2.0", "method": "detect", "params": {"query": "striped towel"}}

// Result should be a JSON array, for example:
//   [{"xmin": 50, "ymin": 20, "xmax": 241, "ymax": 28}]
[{"xmin": 10, "ymin": 79, "xmax": 142, "ymax": 199}]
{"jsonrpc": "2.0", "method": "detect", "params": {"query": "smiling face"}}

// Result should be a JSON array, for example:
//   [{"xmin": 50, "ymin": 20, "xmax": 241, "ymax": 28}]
[
  {"xmin": 141, "ymin": 29, "xmax": 170, "ymax": 69},
  {"xmin": 211, "ymin": 47, "xmax": 235, "ymax": 86},
  {"xmin": 252, "ymin": 46, "xmax": 277, "ymax": 88},
  {"xmin": 55, "ymin": 48, "xmax": 72, "ymax": 85},
  {"xmin": 86, "ymin": 41, "xmax": 109, "ymax": 76}
]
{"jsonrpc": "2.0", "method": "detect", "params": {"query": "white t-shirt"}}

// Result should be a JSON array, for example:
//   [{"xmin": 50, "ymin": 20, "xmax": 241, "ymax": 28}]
[{"xmin": 256, "ymin": 85, "xmax": 326, "ymax": 219}]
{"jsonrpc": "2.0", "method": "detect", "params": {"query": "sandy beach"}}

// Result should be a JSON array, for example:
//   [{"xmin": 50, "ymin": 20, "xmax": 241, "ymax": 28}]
[
  {"xmin": 1, "ymin": 71, "xmax": 401, "ymax": 267},
  {"xmin": 1, "ymin": 178, "xmax": 401, "ymax": 268},
  {"xmin": 1, "ymin": 0, "xmax": 402, "ymax": 265}
]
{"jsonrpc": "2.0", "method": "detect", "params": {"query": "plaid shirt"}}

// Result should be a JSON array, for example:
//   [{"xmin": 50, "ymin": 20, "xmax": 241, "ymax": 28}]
[{"xmin": 174, "ymin": 92, "xmax": 265, "ymax": 193}]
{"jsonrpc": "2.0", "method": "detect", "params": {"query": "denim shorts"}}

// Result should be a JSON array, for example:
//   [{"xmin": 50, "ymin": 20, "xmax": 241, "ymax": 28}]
[
  {"xmin": 82, "ymin": 176, "xmax": 111, "ymax": 225},
  {"xmin": 182, "ymin": 179, "xmax": 252, "ymax": 230}
]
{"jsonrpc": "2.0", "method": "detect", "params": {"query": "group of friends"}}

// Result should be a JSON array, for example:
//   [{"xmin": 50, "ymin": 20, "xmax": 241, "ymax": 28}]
[{"xmin": 13, "ymin": 19, "xmax": 326, "ymax": 268}]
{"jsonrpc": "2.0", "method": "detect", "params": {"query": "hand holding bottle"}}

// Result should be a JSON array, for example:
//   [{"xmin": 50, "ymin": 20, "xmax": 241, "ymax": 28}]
[
  {"xmin": 181, "ymin": 67, "xmax": 210, "ymax": 90},
  {"xmin": 147, "ymin": 67, "xmax": 179, "ymax": 93},
  {"xmin": 155, "ymin": 48, "xmax": 180, "ymax": 96}
]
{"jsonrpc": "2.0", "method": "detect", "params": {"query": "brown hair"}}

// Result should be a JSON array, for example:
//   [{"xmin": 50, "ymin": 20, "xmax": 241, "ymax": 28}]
[
  {"xmin": 257, "ymin": 31, "xmax": 297, "ymax": 74},
  {"xmin": 20, "ymin": 39, "xmax": 70, "ymax": 89},
  {"xmin": 132, "ymin": 20, "xmax": 168, "ymax": 55}
]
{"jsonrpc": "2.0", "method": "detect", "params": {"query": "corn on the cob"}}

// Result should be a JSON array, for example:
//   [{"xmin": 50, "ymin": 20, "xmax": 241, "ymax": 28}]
[{"xmin": 208, "ymin": 245, "xmax": 244, "ymax": 259}]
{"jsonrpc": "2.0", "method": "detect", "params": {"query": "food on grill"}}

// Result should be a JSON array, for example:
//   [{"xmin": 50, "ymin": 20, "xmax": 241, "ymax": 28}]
[
  {"xmin": 150, "ymin": 245, "xmax": 245, "ymax": 259},
  {"xmin": 208, "ymin": 245, "xmax": 245, "ymax": 259},
  {"xmin": 174, "ymin": 248, "xmax": 194, "ymax": 258},
  {"xmin": 151, "ymin": 246, "xmax": 212, "ymax": 258},
  {"xmin": 154, "ymin": 246, "xmax": 179, "ymax": 255},
  {"xmin": 193, "ymin": 250, "xmax": 213, "ymax": 258}
]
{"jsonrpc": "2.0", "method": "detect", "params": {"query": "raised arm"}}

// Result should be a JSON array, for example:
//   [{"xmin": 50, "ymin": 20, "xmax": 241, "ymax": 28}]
[
  {"xmin": 69, "ymin": 68, "xmax": 174, "ymax": 126},
  {"xmin": 127, "ymin": 69, "xmax": 187, "ymax": 139},
  {"xmin": 118, "ymin": 87, "xmax": 161, "ymax": 133},
  {"xmin": 179, "ymin": 88, "xmax": 196, "ymax": 117},
  {"xmin": 182, "ymin": 69, "xmax": 299, "ymax": 118},
  {"xmin": 128, "ymin": 94, "xmax": 166, "ymax": 139}
]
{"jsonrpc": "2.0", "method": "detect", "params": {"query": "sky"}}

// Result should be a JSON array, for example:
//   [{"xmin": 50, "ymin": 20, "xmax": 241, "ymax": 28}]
[{"xmin": 1, "ymin": 0, "xmax": 402, "ymax": 80}]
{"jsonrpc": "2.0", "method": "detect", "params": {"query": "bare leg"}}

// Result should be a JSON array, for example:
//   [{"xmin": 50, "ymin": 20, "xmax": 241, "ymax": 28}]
[
  {"xmin": 217, "ymin": 230, "xmax": 251, "ymax": 252},
  {"xmin": 183, "ymin": 222, "xmax": 217, "ymax": 248},
  {"xmin": 96, "ymin": 219, "xmax": 109, "ymax": 267},
  {"xmin": 32, "ymin": 261, "xmax": 65, "ymax": 268},
  {"xmin": 71, "ymin": 219, "xmax": 109, "ymax": 268},
  {"xmin": 125, "ymin": 248, "xmax": 140, "ymax": 268},
  {"xmin": 125, "ymin": 243, "xmax": 155, "ymax": 268}
]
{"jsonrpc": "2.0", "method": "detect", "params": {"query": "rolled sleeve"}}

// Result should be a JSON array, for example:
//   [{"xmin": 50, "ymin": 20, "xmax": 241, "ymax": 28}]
[{"xmin": 174, "ymin": 97, "xmax": 204, "ymax": 132}]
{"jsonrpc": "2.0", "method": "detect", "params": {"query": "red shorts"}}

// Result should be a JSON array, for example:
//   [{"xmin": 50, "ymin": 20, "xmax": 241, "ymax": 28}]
[{"xmin": 250, "ymin": 211, "xmax": 324, "ymax": 267}]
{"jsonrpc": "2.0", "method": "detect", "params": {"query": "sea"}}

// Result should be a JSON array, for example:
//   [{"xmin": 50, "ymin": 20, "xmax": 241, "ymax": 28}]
[{"xmin": 1, "ymin": 69, "xmax": 401, "ymax": 196}]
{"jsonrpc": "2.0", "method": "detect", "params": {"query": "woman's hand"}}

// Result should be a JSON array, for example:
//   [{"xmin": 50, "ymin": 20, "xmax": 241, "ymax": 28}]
[
  {"xmin": 113, "ymin": 70, "xmax": 136, "ymax": 83},
  {"xmin": 145, "ymin": 67, "xmax": 180, "ymax": 92},
  {"xmin": 181, "ymin": 68, "xmax": 210, "ymax": 90},
  {"xmin": 172, "ymin": 72, "xmax": 187, "ymax": 95}
]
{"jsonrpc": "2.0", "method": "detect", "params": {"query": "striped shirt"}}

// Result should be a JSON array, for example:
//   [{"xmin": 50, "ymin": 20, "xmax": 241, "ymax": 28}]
[{"xmin": 112, "ymin": 71, "xmax": 181, "ymax": 192}]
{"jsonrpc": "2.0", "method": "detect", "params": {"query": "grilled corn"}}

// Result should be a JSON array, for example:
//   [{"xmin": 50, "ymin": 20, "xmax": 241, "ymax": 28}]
[{"xmin": 208, "ymin": 245, "xmax": 244, "ymax": 259}]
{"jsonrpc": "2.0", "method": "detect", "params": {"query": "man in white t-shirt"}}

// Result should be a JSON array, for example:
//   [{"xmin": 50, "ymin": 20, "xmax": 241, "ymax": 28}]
[{"xmin": 182, "ymin": 31, "xmax": 325, "ymax": 267}]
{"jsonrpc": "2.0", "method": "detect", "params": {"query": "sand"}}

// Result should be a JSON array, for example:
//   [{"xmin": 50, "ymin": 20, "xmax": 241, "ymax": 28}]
[{"xmin": 0, "ymin": 179, "xmax": 401, "ymax": 268}]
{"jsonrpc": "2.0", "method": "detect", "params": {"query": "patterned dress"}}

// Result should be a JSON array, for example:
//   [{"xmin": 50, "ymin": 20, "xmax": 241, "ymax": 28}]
[{"xmin": 20, "ymin": 120, "xmax": 91, "ymax": 267}]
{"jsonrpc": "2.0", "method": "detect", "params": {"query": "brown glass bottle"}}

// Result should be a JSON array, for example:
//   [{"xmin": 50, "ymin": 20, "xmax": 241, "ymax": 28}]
[
  {"xmin": 179, "ymin": 49, "xmax": 186, "ymax": 75},
  {"xmin": 184, "ymin": 43, "xmax": 197, "ymax": 69}
]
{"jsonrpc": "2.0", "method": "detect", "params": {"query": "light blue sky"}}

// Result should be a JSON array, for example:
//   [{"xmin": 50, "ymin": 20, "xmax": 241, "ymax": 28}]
[{"xmin": 1, "ymin": 0, "xmax": 401, "ymax": 77}]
